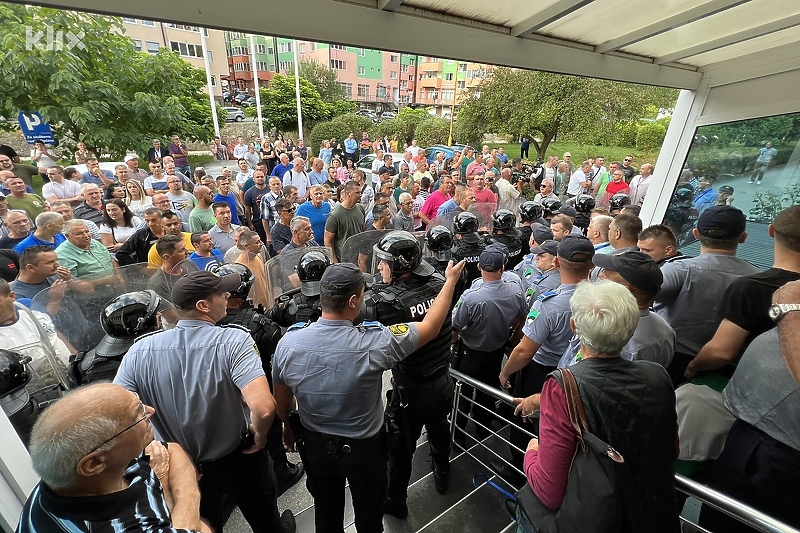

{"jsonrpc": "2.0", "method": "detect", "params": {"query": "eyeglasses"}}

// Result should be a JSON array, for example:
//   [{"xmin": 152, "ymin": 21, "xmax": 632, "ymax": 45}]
[
  {"xmin": 85, "ymin": 397, "xmax": 149, "ymax": 456},
  {"xmin": 283, "ymin": 207, "xmax": 296, "ymax": 213}
]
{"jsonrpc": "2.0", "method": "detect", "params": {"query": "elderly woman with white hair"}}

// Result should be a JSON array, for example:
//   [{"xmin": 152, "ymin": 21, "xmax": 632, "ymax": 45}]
[{"xmin": 515, "ymin": 280, "xmax": 679, "ymax": 532}]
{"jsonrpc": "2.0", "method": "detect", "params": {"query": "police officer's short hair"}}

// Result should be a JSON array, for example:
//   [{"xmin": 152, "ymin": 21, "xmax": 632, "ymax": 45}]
[
  {"xmin": 590, "ymin": 215, "xmax": 613, "ymax": 241},
  {"xmin": 639, "ymin": 224, "xmax": 677, "ymax": 248},
  {"xmin": 773, "ymin": 205, "xmax": 800, "ymax": 253},
  {"xmin": 550, "ymin": 214, "xmax": 573, "ymax": 232},
  {"xmin": 620, "ymin": 205, "xmax": 641, "ymax": 217},
  {"xmin": 320, "ymin": 284, "xmax": 363, "ymax": 314},
  {"xmin": 155, "ymin": 234, "xmax": 182, "ymax": 257},
  {"xmin": 610, "ymin": 214, "xmax": 642, "ymax": 241}
]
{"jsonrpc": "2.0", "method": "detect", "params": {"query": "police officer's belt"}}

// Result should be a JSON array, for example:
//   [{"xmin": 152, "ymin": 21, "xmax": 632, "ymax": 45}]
[
  {"xmin": 303, "ymin": 427, "xmax": 384, "ymax": 457},
  {"xmin": 391, "ymin": 366, "xmax": 450, "ymax": 395}
]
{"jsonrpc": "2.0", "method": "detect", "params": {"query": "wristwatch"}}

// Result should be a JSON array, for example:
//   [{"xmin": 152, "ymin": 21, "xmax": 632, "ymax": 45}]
[{"xmin": 768, "ymin": 303, "xmax": 800, "ymax": 322}]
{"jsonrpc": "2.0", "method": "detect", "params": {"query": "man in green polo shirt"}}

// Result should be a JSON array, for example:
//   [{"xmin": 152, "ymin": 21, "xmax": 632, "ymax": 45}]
[{"xmin": 55, "ymin": 219, "xmax": 116, "ymax": 279}]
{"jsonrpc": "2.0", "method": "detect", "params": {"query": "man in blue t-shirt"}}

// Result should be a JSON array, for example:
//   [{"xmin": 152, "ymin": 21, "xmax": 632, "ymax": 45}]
[
  {"xmin": 213, "ymin": 176, "xmax": 241, "ymax": 225},
  {"xmin": 189, "ymin": 232, "xmax": 224, "ymax": 271},
  {"xmin": 295, "ymin": 185, "xmax": 331, "ymax": 244}
]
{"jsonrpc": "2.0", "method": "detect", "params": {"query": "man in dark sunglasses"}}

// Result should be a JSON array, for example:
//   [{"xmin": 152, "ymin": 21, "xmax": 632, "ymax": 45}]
[
  {"xmin": 17, "ymin": 383, "xmax": 212, "ymax": 532},
  {"xmin": 620, "ymin": 155, "xmax": 636, "ymax": 183}
]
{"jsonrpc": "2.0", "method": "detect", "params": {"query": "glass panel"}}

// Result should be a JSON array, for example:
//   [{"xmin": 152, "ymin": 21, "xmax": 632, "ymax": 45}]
[{"xmin": 661, "ymin": 112, "xmax": 800, "ymax": 270}]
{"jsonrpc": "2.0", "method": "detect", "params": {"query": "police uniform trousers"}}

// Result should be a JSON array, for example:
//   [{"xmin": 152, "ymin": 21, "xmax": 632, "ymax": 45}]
[
  {"xmin": 699, "ymin": 420, "xmax": 800, "ymax": 533},
  {"xmin": 198, "ymin": 446, "xmax": 282, "ymax": 533},
  {"xmin": 303, "ymin": 428, "xmax": 387, "ymax": 533},
  {"xmin": 455, "ymin": 345, "xmax": 507, "ymax": 441},
  {"xmin": 386, "ymin": 370, "xmax": 454, "ymax": 503}
]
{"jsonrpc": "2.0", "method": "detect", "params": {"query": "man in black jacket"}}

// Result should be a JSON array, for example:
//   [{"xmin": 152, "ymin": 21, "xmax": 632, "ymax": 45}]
[{"xmin": 116, "ymin": 208, "xmax": 164, "ymax": 266}]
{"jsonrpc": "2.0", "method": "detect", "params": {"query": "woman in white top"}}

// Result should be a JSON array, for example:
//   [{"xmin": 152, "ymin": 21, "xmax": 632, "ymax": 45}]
[
  {"xmin": 30, "ymin": 141, "xmax": 60, "ymax": 182},
  {"xmin": 125, "ymin": 180, "xmax": 152, "ymax": 217},
  {"xmin": 100, "ymin": 199, "xmax": 142, "ymax": 255}
]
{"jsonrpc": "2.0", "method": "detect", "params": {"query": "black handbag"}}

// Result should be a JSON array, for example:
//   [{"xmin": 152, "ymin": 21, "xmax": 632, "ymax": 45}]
[{"xmin": 514, "ymin": 367, "xmax": 625, "ymax": 533}]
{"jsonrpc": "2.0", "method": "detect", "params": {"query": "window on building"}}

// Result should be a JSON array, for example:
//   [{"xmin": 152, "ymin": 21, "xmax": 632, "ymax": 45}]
[
  {"xmin": 311, "ymin": 43, "xmax": 316, "ymax": 51},
  {"xmin": 145, "ymin": 41, "xmax": 159, "ymax": 54},
  {"xmin": 339, "ymin": 82, "xmax": 353, "ymax": 98},
  {"xmin": 357, "ymin": 84, "xmax": 369, "ymax": 97},
  {"xmin": 268, "ymin": 47, "xmax": 274, "ymax": 55},
  {"xmin": 122, "ymin": 17, "xmax": 136, "ymax": 23},
  {"xmin": 458, "ymin": 63, "xmax": 467, "ymax": 72},
  {"xmin": 401, "ymin": 64, "xmax": 408, "ymax": 72},
  {"xmin": 278, "ymin": 42, "xmax": 293, "ymax": 53},
  {"xmin": 140, "ymin": 19, "xmax": 155, "ymax": 27},
  {"xmin": 457, "ymin": 81, "xmax": 466, "ymax": 89},
  {"xmin": 359, "ymin": 48, "xmax": 365, "ymax": 57},
  {"xmin": 256, "ymin": 61, "xmax": 270, "ymax": 71},
  {"xmin": 255, "ymin": 44, "xmax": 266, "ymax": 54},
  {"xmin": 390, "ymin": 71, "xmax": 398, "ymax": 79},
  {"xmin": 279, "ymin": 61, "xmax": 293, "ymax": 72},
  {"xmin": 330, "ymin": 59, "xmax": 347, "ymax": 71},
  {"xmin": 299, "ymin": 43, "xmax": 306, "ymax": 53},
  {"xmin": 169, "ymin": 41, "xmax": 203, "ymax": 59},
  {"xmin": 426, "ymin": 89, "xmax": 438, "ymax": 100},
  {"xmin": 390, "ymin": 55, "xmax": 398, "ymax": 63},
  {"xmin": 408, "ymin": 75, "xmax": 414, "ymax": 81},
  {"xmin": 441, "ymin": 89, "xmax": 454, "ymax": 101},
  {"xmin": 358, "ymin": 66, "xmax": 366, "ymax": 76},
  {"xmin": 445, "ymin": 72, "xmax": 454, "ymax": 81},
  {"xmin": 400, "ymin": 80, "xmax": 408, "ymax": 89},
  {"xmin": 331, "ymin": 44, "xmax": 347, "ymax": 51},
  {"xmin": 206, "ymin": 51, "xmax": 213, "ymax": 62},
  {"xmin": 210, "ymin": 75, "xmax": 216, "ymax": 86},
  {"xmin": 132, "ymin": 39, "xmax": 142, "ymax": 51},
  {"xmin": 165, "ymin": 23, "xmax": 199, "ymax": 32}
]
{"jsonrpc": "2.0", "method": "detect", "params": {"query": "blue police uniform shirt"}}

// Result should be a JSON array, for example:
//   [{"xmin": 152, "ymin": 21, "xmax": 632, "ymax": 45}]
[
  {"xmin": 273, "ymin": 318, "xmax": 419, "ymax": 439},
  {"xmin": 514, "ymin": 253, "xmax": 542, "ymax": 290},
  {"xmin": 522, "ymin": 284, "xmax": 576, "ymax": 366},
  {"xmin": 453, "ymin": 273, "xmax": 527, "ymax": 352}
]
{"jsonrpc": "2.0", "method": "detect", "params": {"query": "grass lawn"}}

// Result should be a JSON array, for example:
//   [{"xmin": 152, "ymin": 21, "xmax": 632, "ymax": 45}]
[{"xmin": 485, "ymin": 141, "xmax": 660, "ymax": 165}]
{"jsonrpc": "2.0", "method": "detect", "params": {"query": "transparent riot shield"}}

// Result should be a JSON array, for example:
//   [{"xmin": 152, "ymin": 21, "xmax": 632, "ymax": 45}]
[
  {"xmin": 341, "ymin": 230, "xmax": 389, "ymax": 273},
  {"xmin": 470, "ymin": 202, "xmax": 497, "ymax": 233},
  {"xmin": 265, "ymin": 246, "xmax": 334, "ymax": 303},
  {"xmin": 366, "ymin": 230, "xmax": 429, "ymax": 282},
  {"xmin": 225, "ymin": 251, "xmax": 270, "ymax": 309}
]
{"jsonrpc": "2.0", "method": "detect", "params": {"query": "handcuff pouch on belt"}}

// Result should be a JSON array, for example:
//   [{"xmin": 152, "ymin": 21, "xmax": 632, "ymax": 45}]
[{"xmin": 384, "ymin": 379, "xmax": 407, "ymax": 454}]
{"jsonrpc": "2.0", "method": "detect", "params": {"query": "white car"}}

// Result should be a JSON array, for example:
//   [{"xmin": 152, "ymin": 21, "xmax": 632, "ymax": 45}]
[
  {"xmin": 224, "ymin": 107, "xmax": 245, "ymax": 122},
  {"xmin": 356, "ymin": 152, "xmax": 406, "ymax": 176}
]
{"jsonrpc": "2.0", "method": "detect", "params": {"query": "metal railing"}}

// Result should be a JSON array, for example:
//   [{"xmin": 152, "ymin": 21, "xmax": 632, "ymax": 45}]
[{"xmin": 448, "ymin": 368, "xmax": 800, "ymax": 533}]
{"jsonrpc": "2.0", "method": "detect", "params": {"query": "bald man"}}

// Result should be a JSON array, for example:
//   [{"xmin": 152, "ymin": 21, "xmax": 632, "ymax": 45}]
[{"xmin": 17, "ymin": 383, "xmax": 210, "ymax": 532}]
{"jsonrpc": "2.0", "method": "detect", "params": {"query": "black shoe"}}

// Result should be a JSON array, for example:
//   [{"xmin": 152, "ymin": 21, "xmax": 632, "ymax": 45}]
[
  {"xmin": 276, "ymin": 462, "xmax": 305, "ymax": 497},
  {"xmin": 383, "ymin": 497, "xmax": 409, "ymax": 519},
  {"xmin": 432, "ymin": 464, "xmax": 449, "ymax": 494},
  {"xmin": 490, "ymin": 459, "xmax": 525, "ymax": 485},
  {"xmin": 280, "ymin": 510, "xmax": 296, "ymax": 533}
]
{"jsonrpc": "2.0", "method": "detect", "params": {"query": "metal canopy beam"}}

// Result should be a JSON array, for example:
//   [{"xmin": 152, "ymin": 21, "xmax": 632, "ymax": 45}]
[
  {"xmin": 511, "ymin": 0, "xmax": 595, "ymax": 38},
  {"xmin": 377, "ymin": 0, "xmax": 404, "ymax": 12},
  {"xmin": 23, "ymin": 0, "xmax": 702, "ymax": 89},
  {"xmin": 702, "ymin": 39, "xmax": 800, "ymax": 87},
  {"xmin": 655, "ymin": 13, "xmax": 800, "ymax": 65},
  {"xmin": 595, "ymin": 0, "xmax": 750, "ymax": 54}
]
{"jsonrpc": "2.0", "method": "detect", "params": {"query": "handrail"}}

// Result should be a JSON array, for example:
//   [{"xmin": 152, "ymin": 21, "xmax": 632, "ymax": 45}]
[{"xmin": 448, "ymin": 368, "xmax": 800, "ymax": 533}]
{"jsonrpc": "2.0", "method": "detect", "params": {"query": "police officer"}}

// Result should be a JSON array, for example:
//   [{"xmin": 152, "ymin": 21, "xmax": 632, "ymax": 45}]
[
  {"xmin": 527, "ymin": 239, "xmax": 562, "ymax": 303},
  {"xmin": 1, "ymin": 349, "xmax": 39, "ymax": 445},
  {"xmin": 541, "ymin": 197, "xmax": 562, "ymax": 225},
  {"xmin": 491, "ymin": 209, "xmax": 524, "ymax": 270},
  {"xmin": 70, "ymin": 290, "xmax": 162, "ymax": 385},
  {"xmin": 367, "ymin": 231, "xmax": 458, "ymax": 516},
  {"xmin": 424, "ymin": 225, "xmax": 454, "ymax": 274},
  {"xmin": 267, "ymin": 250, "xmax": 330, "ymax": 327},
  {"xmin": 272, "ymin": 260, "xmax": 464, "ymax": 532},
  {"xmin": 609, "ymin": 192, "xmax": 631, "ymax": 216},
  {"xmin": 515, "ymin": 225, "xmax": 554, "ymax": 290},
  {"xmin": 215, "ymin": 263, "xmax": 305, "ymax": 496},
  {"xmin": 518, "ymin": 201, "xmax": 547, "ymax": 244},
  {"xmin": 452, "ymin": 243, "xmax": 526, "ymax": 443},
  {"xmin": 451, "ymin": 211, "xmax": 487, "ymax": 285}
]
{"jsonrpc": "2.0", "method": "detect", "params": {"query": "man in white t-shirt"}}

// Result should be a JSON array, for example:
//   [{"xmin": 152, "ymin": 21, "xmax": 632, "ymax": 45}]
[
  {"xmin": 282, "ymin": 158, "xmax": 311, "ymax": 200},
  {"xmin": 408, "ymin": 139, "xmax": 422, "ymax": 158},
  {"xmin": 42, "ymin": 166, "xmax": 83, "ymax": 206},
  {"xmin": 234, "ymin": 158, "xmax": 254, "ymax": 187}
]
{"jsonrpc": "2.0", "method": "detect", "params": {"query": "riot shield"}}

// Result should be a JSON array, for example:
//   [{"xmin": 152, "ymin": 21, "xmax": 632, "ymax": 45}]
[
  {"xmin": 428, "ymin": 211, "xmax": 459, "ymax": 233},
  {"xmin": 341, "ymin": 230, "xmax": 389, "ymax": 273},
  {"xmin": 265, "ymin": 246, "xmax": 334, "ymax": 303},
  {"xmin": 227, "ymin": 251, "xmax": 270, "ymax": 309},
  {"xmin": 470, "ymin": 202, "xmax": 496, "ymax": 233}
]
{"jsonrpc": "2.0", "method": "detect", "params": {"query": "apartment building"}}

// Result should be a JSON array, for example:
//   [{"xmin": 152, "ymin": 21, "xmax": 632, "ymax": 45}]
[
  {"xmin": 417, "ymin": 58, "xmax": 490, "ymax": 116},
  {"xmin": 120, "ymin": 19, "xmax": 229, "ymax": 102}
]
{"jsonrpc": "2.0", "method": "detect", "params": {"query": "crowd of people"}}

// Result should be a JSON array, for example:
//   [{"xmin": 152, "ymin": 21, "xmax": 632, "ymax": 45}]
[{"xmin": 1, "ymin": 133, "xmax": 799, "ymax": 533}]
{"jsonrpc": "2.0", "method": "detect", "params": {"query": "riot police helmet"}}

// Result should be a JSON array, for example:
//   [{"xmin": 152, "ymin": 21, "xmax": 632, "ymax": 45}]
[
  {"xmin": 0, "ymin": 350, "xmax": 29, "ymax": 397},
  {"xmin": 374, "ymin": 230, "xmax": 423, "ymax": 276},
  {"xmin": 609, "ymin": 193, "xmax": 632, "ymax": 211},
  {"xmin": 100, "ymin": 290, "xmax": 161, "ymax": 338},
  {"xmin": 492, "ymin": 209, "xmax": 517, "ymax": 231},
  {"xmin": 297, "ymin": 250, "xmax": 331, "ymax": 296},
  {"xmin": 453, "ymin": 211, "xmax": 479, "ymax": 234},
  {"xmin": 426, "ymin": 225, "xmax": 454, "ymax": 252},
  {"xmin": 575, "ymin": 194, "xmax": 596, "ymax": 213},
  {"xmin": 215, "ymin": 263, "xmax": 255, "ymax": 299},
  {"xmin": 519, "ymin": 201, "xmax": 543, "ymax": 222},
  {"xmin": 674, "ymin": 184, "xmax": 695, "ymax": 202},
  {"xmin": 541, "ymin": 197, "xmax": 562, "ymax": 218}
]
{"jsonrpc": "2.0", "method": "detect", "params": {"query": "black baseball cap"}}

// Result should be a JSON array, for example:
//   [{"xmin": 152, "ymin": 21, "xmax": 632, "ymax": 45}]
[
  {"xmin": 696, "ymin": 205, "xmax": 746, "ymax": 239},
  {"xmin": 171, "ymin": 271, "xmax": 243, "ymax": 309},
  {"xmin": 530, "ymin": 239, "xmax": 559, "ymax": 256},
  {"xmin": 319, "ymin": 263, "xmax": 369, "ymax": 295},
  {"xmin": 555, "ymin": 205, "xmax": 577, "ymax": 218},
  {"xmin": 480, "ymin": 243, "xmax": 508, "ymax": 272},
  {"xmin": 592, "ymin": 250, "xmax": 663, "ymax": 296},
  {"xmin": 557, "ymin": 235, "xmax": 594, "ymax": 262},
  {"xmin": 532, "ymin": 224, "xmax": 553, "ymax": 244}
]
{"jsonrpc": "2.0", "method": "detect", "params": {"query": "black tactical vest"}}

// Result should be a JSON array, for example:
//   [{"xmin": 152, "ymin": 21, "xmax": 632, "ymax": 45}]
[
  {"xmin": 492, "ymin": 233, "xmax": 524, "ymax": 270},
  {"xmin": 553, "ymin": 358, "xmax": 680, "ymax": 533},
  {"xmin": 219, "ymin": 305, "xmax": 283, "ymax": 375},
  {"xmin": 373, "ymin": 272, "xmax": 452, "ymax": 383},
  {"xmin": 452, "ymin": 240, "xmax": 486, "ymax": 285},
  {"xmin": 268, "ymin": 288, "xmax": 322, "ymax": 327}
]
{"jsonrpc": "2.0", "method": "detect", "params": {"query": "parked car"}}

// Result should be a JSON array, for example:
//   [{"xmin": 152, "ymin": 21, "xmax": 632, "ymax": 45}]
[
  {"xmin": 240, "ymin": 97, "xmax": 257, "ymax": 108},
  {"xmin": 224, "ymin": 107, "xmax": 245, "ymax": 122},
  {"xmin": 355, "ymin": 109, "xmax": 380, "ymax": 122},
  {"xmin": 379, "ymin": 110, "xmax": 397, "ymax": 119},
  {"xmin": 424, "ymin": 144, "xmax": 467, "ymax": 163},
  {"xmin": 233, "ymin": 93, "xmax": 249, "ymax": 105},
  {"xmin": 356, "ymin": 152, "xmax": 405, "ymax": 177}
]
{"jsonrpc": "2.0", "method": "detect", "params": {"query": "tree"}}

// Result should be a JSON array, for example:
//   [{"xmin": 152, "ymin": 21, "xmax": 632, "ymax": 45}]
[
  {"xmin": 0, "ymin": 4, "xmax": 215, "ymax": 158},
  {"xmin": 256, "ymin": 74, "xmax": 333, "ymax": 134},
  {"xmin": 456, "ymin": 68, "xmax": 677, "ymax": 158},
  {"xmin": 298, "ymin": 59, "xmax": 345, "ymax": 102}
]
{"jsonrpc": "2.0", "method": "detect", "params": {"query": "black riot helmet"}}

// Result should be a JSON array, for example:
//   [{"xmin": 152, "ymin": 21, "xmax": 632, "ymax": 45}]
[
  {"xmin": 297, "ymin": 250, "xmax": 331, "ymax": 297},
  {"xmin": 541, "ymin": 197, "xmax": 562, "ymax": 218},
  {"xmin": 100, "ymin": 290, "xmax": 161, "ymax": 338},
  {"xmin": 0, "ymin": 350, "xmax": 29, "ymax": 397},
  {"xmin": 216, "ymin": 263, "xmax": 255, "ymax": 299},
  {"xmin": 492, "ymin": 209, "xmax": 517, "ymax": 231},
  {"xmin": 374, "ymin": 230, "xmax": 423, "ymax": 275},
  {"xmin": 519, "ymin": 201, "xmax": 543, "ymax": 222},
  {"xmin": 609, "ymin": 193, "xmax": 632, "ymax": 211},
  {"xmin": 575, "ymin": 194, "xmax": 596, "ymax": 213},
  {"xmin": 425, "ymin": 225, "xmax": 454, "ymax": 252},
  {"xmin": 674, "ymin": 185, "xmax": 695, "ymax": 203},
  {"xmin": 453, "ymin": 211, "xmax": 479, "ymax": 234}
]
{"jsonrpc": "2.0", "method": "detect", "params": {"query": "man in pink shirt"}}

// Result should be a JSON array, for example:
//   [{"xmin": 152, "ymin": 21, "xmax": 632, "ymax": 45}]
[
  {"xmin": 421, "ymin": 175, "xmax": 454, "ymax": 221},
  {"xmin": 465, "ymin": 153, "xmax": 487, "ymax": 180},
  {"xmin": 472, "ymin": 173, "xmax": 497, "ymax": 204}
]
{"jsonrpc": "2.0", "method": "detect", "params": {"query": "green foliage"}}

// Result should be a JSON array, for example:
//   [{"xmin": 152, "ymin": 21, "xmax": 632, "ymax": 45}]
[
  {"xmin": 613, "ymin": 122, "xmax": 639, "ymax": 148},
  {"xmin": 327, "ymin": 99, "xmax": 358, "ymax": 119},
  {"xmin": 415, "ymin": 117, "xmax": 451, "ymax": 147},
  {"xmin": 333, "ymin": 113, "xmax": 375, "ymax": 137},
  {"xmin": 700, "ymin": 115, "xmax": 800, "ymax": 146},
  {"xmin": 298, "ymin": 59, "xmax": 345, "ymax": 102},
  {"xmin": 374, "ymin": 118, "xmax": 410, "ymax": 144},
  {"xmin": 456, "ymin": 67, "xmax": 677, "ymax": 158},
  {"xmin": 636, "ymin": 122, "xmax": 667, "ymax": 151},
  {"xmin": 258, "ymin": 74, "xmax": 330, "ymax": 133},
  {"xmin": 308, "ymin": 113, "xmax": 374, "ymax": 153},
  {"xmin": 0, "ymin": 4, "xmax": 215, "ymax": 158}
]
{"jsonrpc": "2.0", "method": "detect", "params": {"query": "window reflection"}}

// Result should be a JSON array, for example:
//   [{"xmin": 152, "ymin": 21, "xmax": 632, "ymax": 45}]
[{"xmin": 663, "ymin": 113, "xmax": 800, "ymax": 269}]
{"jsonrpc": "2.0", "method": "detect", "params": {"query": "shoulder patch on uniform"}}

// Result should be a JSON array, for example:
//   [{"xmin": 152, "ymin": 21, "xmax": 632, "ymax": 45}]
[
  {"xmin": 388, "ymin": 323, "xmax": 410, "ymax": 336},
  {"xmin": 527, "ymin": 308, "xmax": 540, "ymax": 321},
  {"xmin": 537, "ymin": 290, "xmax": 558, "ymax": 302},
  {"xmin": 359, "ymin": 320, "xmax": 383, "ymax": 330},
  {"xmin": 220, "ymin": 323, "xmax": 251, "ymax": 333},
  {"xmin": 525, "ymin": 288, "xmax": 534, "ymax": 299},
  {"xmin": 287, "ymin": 322, "xmax": 309, "ymax": 332}
]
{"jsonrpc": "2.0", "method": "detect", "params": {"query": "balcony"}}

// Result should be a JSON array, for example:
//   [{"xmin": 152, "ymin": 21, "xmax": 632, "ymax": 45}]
[
  {"xmin": 418, "ymin": 77, "xmax": 442, "ymax": 89},
  {"xmin": 420, "ymin": 61, "xmax": 443, "ymax": 71}
]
